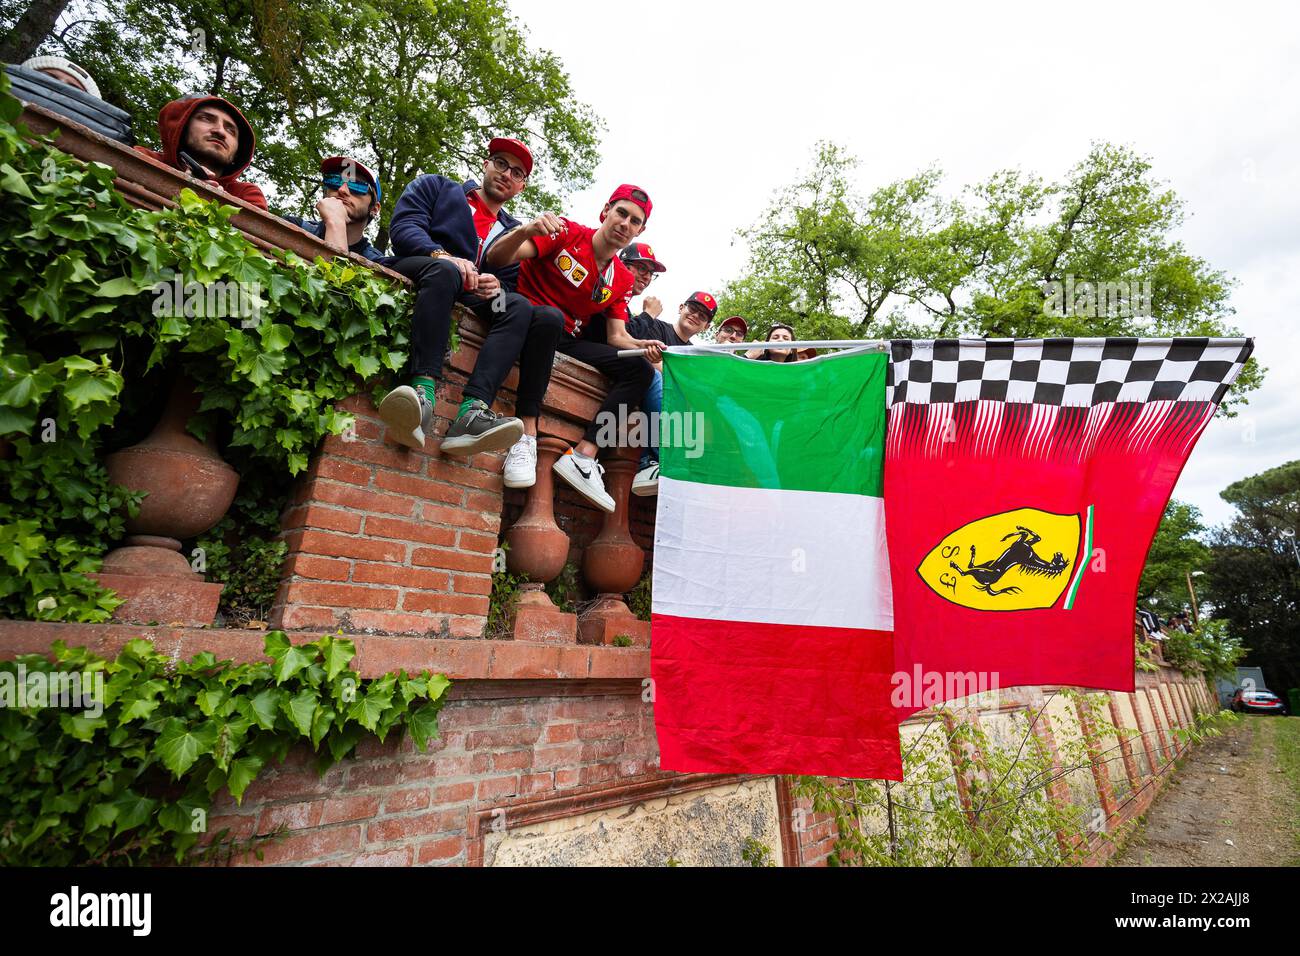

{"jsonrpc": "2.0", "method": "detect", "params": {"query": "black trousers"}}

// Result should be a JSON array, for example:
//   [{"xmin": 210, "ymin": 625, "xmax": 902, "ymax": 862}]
[
  {"xmin": 555, "ymin": 330, "xmax": 654, "ymax": 446},
  {"xmin": 391, "ymin": 256, "xmax": 561, "ymax": 418}
]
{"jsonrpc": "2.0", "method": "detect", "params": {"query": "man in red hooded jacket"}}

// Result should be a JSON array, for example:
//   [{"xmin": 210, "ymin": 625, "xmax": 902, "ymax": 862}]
[{"xmin": 134, "ymin": 95, "xmax": 267, "ymax": 210}]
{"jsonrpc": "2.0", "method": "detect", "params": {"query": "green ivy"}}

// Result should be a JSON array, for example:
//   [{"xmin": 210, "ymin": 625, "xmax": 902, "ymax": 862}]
[
  {"xmin": 1162, "ymin": 620, "xmax": 1246, "ymax": 680},
  {"xmin": 0, "ymin": 75, "xmax": 411, "ymax": 622},
  {"xmin": 545, "ymin": 561, "xmax": 583, "ymax": 614},
  {"xmin": 0, "ymin": 632, "xmax": 449, "ymax": 865},
  {"xmin": 627, "ymin": 569, "xmax": 651, "ymax": 623}
]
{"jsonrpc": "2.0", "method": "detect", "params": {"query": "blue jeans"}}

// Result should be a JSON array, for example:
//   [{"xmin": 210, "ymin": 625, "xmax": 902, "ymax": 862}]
[{"xmin": 640, "ymin": 369, "xmax": 663, "ymax": 470}]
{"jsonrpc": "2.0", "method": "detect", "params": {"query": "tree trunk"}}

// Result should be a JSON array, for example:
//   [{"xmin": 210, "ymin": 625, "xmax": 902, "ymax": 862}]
[{"xmin": 0, "ymin": 0, "xmax": 72, "ymax": 63}]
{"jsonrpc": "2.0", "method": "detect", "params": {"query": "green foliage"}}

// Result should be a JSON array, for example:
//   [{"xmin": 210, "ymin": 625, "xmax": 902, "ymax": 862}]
[
  {"xmin": 195, "ymin": 483, "xmax": 293, "ymax": 624},
  {"xmin": 1162, "ymin": 620, "xmax": 1246, "ymax": 680},
  {"xmin": 793, "ymin": 691, "xmax": 1133, "ymax": 866},
  {"xmin": 627, "ymin": 568, "xmax": 651, "ymax": 622},
  {"xmin": 1135, "ymin": 634, "xmax": 1159, "ymax": 673},
  {"xmin": 486, "ymin": 564, "xmax": 523, "ymax": 639},
  {"xmin": 0, "ymin": 632, "xmax": 450, "ymax": 865},
  {"xmin": 544, "ymin": 560, "xmax": 582, "ymax": 615},
  {"xmin": 8, "ymin": 0, "xmax": 603, "ymax": 249},
  {"xmin": 610, "ymin": 634, "xmax": 633, "ymax": 648},
  {"xmin": 740, "ymin": 837, "xmax": 776, "ymax": 867},
  {"xmin": 1271, "ymin": 716, "xmax": 1300, "ymax": 864},
  {"xmin": 1138, "ymin": 500, "xmax": 1212, "ymax": 617},
  {"xmin": 721, "ymin": 141, "xmax": 1261, "ymax": 413},
  {"xmin": 0, "ymin": 78, "xmax": 410, "ymax": 620},
  {"xmin": 1205, "ymin": 459, "xmax": 1300, "ymax": 692}
]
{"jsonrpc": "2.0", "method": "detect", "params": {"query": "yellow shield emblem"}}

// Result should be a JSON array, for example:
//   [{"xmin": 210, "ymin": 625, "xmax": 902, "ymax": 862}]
[
  {"xmin": 917, "ymin": 507, "xmax": 1081, "ymax": 612},
  {"xmin": 598, "ymin": 287, "xmax": 612, "ymax": 304}
]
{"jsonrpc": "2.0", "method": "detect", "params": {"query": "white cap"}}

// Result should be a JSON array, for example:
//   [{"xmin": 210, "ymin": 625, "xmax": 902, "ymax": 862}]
[{"xmin": 21, "ymin": 55, "xmax": 100, "ymax": 99}]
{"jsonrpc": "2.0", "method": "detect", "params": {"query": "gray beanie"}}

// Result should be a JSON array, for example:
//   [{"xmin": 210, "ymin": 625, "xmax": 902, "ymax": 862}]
[{"xmin": 21, "ymin": 55, "xmax": 100, "ymax": 99}]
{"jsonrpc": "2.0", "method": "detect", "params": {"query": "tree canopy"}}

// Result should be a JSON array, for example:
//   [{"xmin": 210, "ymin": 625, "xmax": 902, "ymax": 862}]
[
  {"xmin": 720, "ymin": 141, "xmax": 1262, "ymax": 412},
  {"xmin": 2, "ymin": 0, "xmax": 603, "ymax": 249}
]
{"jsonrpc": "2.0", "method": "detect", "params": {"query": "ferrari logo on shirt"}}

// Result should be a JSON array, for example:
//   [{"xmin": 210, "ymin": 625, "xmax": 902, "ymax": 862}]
[
  {"xmin": 554, "ymin": 249, "xmax": 588, "ymax": 288},
  {"xmin": 598, "ymin": 287, "xmax": 612, "ymax": 304}
]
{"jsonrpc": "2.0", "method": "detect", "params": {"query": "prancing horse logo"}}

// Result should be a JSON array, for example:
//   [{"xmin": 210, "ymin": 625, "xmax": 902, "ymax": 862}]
[
  {"xmin": 946, "ymin": 525, "xmax": 1069, "ymax": 597},
  {"xmin": 915, "ymin": 507, "xmax": 1083, "ymax": 612}
]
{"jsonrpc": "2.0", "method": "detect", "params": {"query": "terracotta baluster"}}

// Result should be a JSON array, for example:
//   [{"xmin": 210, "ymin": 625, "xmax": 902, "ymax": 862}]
[
  {"xmin": 93, "ymin": 374, "xmax": 238, "ymax": 626},
  {"xmin": 579, "ymin": 450, "xmax": 649, "ymax": 646},
  {"xmin": 504, "ymin": 437, "xmax": 576, "ymax": 643}
]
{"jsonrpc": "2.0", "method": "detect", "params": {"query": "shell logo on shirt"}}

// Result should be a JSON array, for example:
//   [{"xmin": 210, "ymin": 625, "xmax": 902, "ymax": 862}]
[{"xmin": 554, "ymin": 249, "xmax": 588, "ymax": 288}]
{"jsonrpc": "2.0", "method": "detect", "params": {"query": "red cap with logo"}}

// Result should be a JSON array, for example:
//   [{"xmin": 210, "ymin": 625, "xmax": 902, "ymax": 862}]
[
  {"xmin": 602, "ymin": 183, "xmax": 652, "ymax": 223},
  {"xmin": 684, "ymin": 291, "xmax": 718, "ymax": 320},
  {"xmin": 620, "ymin": 241, "xmax": 666, "ymax": 273},
  {"xmin": 488, "ymin": 136, "xmax": 533, "ymax": 176},
  {"xmin": 719, "ymin": 315, "xmax": 748, "ymax": 335}
]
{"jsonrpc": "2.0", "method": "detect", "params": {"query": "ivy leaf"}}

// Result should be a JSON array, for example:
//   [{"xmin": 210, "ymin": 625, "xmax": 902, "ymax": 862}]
[
  {"xmin": 347, "ymin": 686, "xmax": 392, "ymax": 732},
  {"xmin": 281, "ymin": 687, "xmax": 317, "ymax": 737},
  {"xmin": 112, "ymin": 791, "xmax": 159, "ymax": 836},
  {"xmin": 323, "ymin": 637, "xmax": 356, "ymax": 681},
  {"xmin": 84, "ymin": 802, "xmax": 119, "ymax": 834},
  {"xmin": 226, "ymin": 754, "xmax": 264, "ymax": 803},
  {"xmin": 272, "ymin": 643, "xmax": 314, "ymax": 685},
  {"xmin": 407, "ymin": 701, "xmax": 442, "ymax": 751},
  {"xmin": 248, "ymin": 687, "xmax": 283, "ymax": 730},
  {"xmin": 155, "ymin": 717, "xmax": 220, "ymax": 778},
  {"xmin": 0, "ymin": 162, "xmax": 34, "ymax": 199},
  {"xmin": 310, "ymin": 705, "xmax": 335, "ymax": 748},
  {"xmin": 95, "ymin": 276, "xmax": 145, "ymax": 298}
]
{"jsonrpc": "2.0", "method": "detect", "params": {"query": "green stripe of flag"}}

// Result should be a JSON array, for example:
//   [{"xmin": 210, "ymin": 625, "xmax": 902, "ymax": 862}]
[
  {"xmin": 660, "ymin": 349, "xmax": 887, "ymax": 496},
  {"xmin": 1064, "ymin": 504, "xmax": 1094, "ymax": 610}
]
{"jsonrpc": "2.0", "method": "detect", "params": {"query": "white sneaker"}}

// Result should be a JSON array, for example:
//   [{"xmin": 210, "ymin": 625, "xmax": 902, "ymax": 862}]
[
  {"xmin": 553, "ymin": 450, "xmax": 615, "ymax": 513},
  {"xmin": 631, "ymin": 462, "xmax": 659, "ymax": 497},
  {"xmin": 503, "ymin": 434, "xmax": 538, "ymax": 489}
]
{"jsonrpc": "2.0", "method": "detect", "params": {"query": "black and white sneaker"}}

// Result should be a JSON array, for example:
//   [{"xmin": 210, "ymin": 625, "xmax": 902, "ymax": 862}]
[
  {"xmin": 441, "ymin": 399, "xmax": 524, "ymax": 456},
  {"xmin": 553, "ymin": 450, "xmax": 615, "ymax": 513},
  {"xmin": 378, "ymin": 385, "xmax": 433, "ymax": 450},
  {"xmin": 631, "ymin": 462, "xmax": 659, "ymax": 497}
]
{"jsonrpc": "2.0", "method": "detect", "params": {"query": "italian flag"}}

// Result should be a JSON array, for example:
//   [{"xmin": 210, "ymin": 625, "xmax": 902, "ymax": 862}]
[{"xmin": 650, "ymin": 348, "xmax": 901, "ymax": 780}]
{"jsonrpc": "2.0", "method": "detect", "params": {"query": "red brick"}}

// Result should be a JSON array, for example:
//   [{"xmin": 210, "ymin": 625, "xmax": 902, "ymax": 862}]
[
  {"xmin": 488, "ymin": 643, "xmax": 560, "ymax": 679},
  {"xmin": 321, "ymin": 794, "xmax": 382, "ymax": 825},
  {"xmin": 383, "ymin": 788, "xmax": 431, "ymax": 813},
  {"xmin": 240, "ymin": 768, "xmax": 343, "ymax": 804},
  {"xmin": 478, "ymin": 774, "xmax": 519, "ymax": 801},
  {"xmin": 204, "ymin": 814, "xmax": 256, "ymax": 844},
  {"xmin": 578, "ymin": 717, "xmax": 639, "ymax": 740},
  {"xmin": 282, "ymin": 582, "xmax": 399, "ymax": 610},
  {"xmin": 449, "ymin": 617, "xmax": 486, "ymax": 638},
  {"xmin": 309, "ymin": 456, "xmax": 372, "ymax": 486},
  {"xmin": 425, "ymin": 781, "xmax": 474, "ymax": 806},
  {"xmin": 282, "ymin": 504, "xmax": 365, "ymax": 534},
  {"xmin": 464, "ymin": 490, "xmax": 503, "ymax": 512},
  {"xmin": 419, "ymin": 752, "xmax": 491, "ymax": 779},
  {"xmin": 555, "ymin": 769, "xmax": 581, "ymax": 789},
  {"xmin": 410, "ymin": 547, "xmax": 494, "ymax": 574},
  {"xmin": 544, "ymin": 723, "xmax": 578, "ymax": 744},
  {"xmin": 416, "ymin": 836, "xmax": 465, "ymax": 864},
  {"xmin": 285, "ymin": 555, "xmax": 351, "ymax": 582},
  {"xmin": 581, "ymin": 762, "xmax": 620, "ymax": 786},
  {"xmin": 321, "ymin": 433, "xmax": 424, "ymax": 471},
  {"xmin": 581, "ymin": 739, "xmax": 625, "ymax": 761},
  {"xmin": 273, "ymin": 605, "xmax": 340, "ymax": 630},
  {"xmin": 424, "ymin": 458, "xmax": 502, "ymax": 490},
  {"xmin": 256, "ymin": 800, "xmax": 324, "ymax": 834},
  {"xmin": 402, "ymin": 592, "xmax": 489, "ymax": 615},
  {"xmin": 292, "ymin": 530, "xmax": 404, "ymax": 562},
  {"xmin": 364, "ymin": 515, "xmax": 458, "ymax": 547},
  {"xmin": 532, "ymin": 745, "xmax": 584, "ymax": 770},
  {"xmin": 353, "ymin": 734, "xmax": 406, "ymax": 760},
  {"xmin": 366, "ymin": 809, "xmax": 464, "ymax": 843},
  {"xmin": 353, "ymin": 562, "xmax": 452, "ymax": 591},
  {"xmin": 311, "ymin": 480, "xmax": 416, "ymax": 517},
  {"xmin": 521, "ymin": 772, "xmax": 554, "ymax": 795},
  {"xmin": 420, "ymin": 502, "xmax": 498, "ymax": 532},
  {"xmin": 232, "ymin": 825, "xmax": 360, "ymax": 866},
  {"xmin": 345, "ymin": 763, "xmax": 402, "ymax": 788},
  {"xmin": 354, "ymin": 847, "xmax": 414, "ymax": 867},
  {"xmin": 491, "ymin": 749, "xmax": 533, "ymax": 772},
  {"xmin": 342, "ymin": 610, "xmax": 446, "ymax": 637},
  {"xmin": 466, "ymin": 725, "xmax": 543, "ymax": 750},
  {"xmin": 374, "ymin": 470, "xmax": 466, "ymax": 504},
  {"xmin": 451, "ymin": 573, "xmax": 492, "ymax": 596},
  {"xmin": 458, "ymin": 530, "xmax": 498, "ymax": 553}
]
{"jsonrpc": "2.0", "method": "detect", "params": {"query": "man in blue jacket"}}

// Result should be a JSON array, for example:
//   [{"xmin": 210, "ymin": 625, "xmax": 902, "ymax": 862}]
[{"xmin": 377, "ymin": 138, "xmax": 562, "ymax": 485}]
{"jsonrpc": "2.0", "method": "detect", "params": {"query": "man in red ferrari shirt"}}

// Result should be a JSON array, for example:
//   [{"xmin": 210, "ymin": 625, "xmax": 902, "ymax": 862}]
[{"xmin": 486, "ymin": 185, "xmax": 664, "ymax": 513}]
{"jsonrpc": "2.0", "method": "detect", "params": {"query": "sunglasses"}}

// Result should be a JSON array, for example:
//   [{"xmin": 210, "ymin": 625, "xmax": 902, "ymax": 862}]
[{"xmin": 322, "ymin": 174, "xmax": 372, "ymax": 197}]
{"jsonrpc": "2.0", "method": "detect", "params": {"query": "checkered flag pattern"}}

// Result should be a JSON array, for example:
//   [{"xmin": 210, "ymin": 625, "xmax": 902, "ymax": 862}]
[{"xmin": 887, "ymin": 338, "xmax": 1254, "ymax": 407}]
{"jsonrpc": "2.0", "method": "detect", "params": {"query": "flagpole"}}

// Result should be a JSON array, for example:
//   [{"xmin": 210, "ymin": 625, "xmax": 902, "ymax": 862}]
[{"xmin": 615, "ymin": 340, "xmax": 889, "ymax": 357}]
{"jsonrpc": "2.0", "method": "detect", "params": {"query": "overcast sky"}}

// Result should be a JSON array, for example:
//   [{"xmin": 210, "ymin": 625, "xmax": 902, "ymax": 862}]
[{"xmin": 509, "ymin": 0, "xmax": 1299, "ymax": 530}]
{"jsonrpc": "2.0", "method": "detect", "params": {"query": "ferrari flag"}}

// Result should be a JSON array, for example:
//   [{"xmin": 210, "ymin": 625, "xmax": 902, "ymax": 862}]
[
  {"xmin": 651, "ymin": 347, "xmax": 901, "ymax": 779},
  {"xmin": 885, "ymin": 337, "xmax": 1253, "ymax": 715}
]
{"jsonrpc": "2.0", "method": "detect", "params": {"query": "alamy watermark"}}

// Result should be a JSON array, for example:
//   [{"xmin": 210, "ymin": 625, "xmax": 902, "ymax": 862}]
[
  {"xmin": 593, "ymin": 406, "xmax": 704, "ymax": 458},
  {"xmin": 151, "ymin": 276, "xmax": 266, "ymax": 328},
  {"xmin": 1042, "ymin": 275, "xmax": 1152, "ymax": 319},
  {"xmin": 0, "ymin": 665, "xmax": 105, "ymax": 718},
  {"xmin": 890, "ymin": 665, "xmax": 1001, "ymax": 710}
]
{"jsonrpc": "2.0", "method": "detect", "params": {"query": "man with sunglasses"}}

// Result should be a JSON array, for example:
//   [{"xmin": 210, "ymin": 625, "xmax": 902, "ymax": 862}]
[
  {"xmin": 485, "ymin": 185, "xmax": 664, "ymax": 513},
  {"xmin": 620, "ymin": 243, "xmax": 665, "ymax": 321},
  {"xmin": 282, "ymin": 156, "xmax": 385, "ymax": 262},
  {"xmin": 377, "ymin": 138, "xmax": 564, "ymax": 474}
]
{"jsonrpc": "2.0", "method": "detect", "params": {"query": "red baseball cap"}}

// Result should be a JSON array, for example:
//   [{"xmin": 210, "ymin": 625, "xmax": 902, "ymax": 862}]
[
  {"xmin": 620, "ymin": 242, "xmax": 666, "ymax": 273},
  {"xmin": 684, "ymin": 291, "xmax": 718, "ymax": 320},
  {"xmin": 488, "ymin": 136, "xmax": 533, "ymax": 177},
  {"xmin": 719, "ymin": 315, "xmax": 748, "ymax": 335},
  {"xmin": 602, "ymin": 183, "xmax": 652, "ymax": 223}
]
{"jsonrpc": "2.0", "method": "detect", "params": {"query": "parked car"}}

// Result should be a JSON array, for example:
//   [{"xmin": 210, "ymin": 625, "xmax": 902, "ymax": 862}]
[{"xmin": 1229, "ymin": 688, "xmax": 1288, "ymax": 715}]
